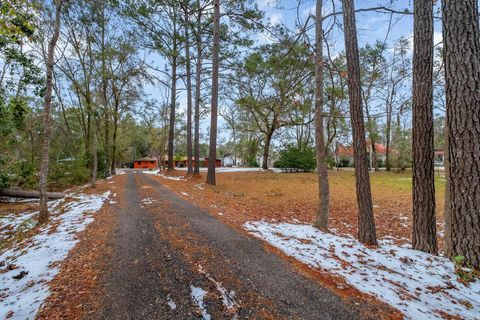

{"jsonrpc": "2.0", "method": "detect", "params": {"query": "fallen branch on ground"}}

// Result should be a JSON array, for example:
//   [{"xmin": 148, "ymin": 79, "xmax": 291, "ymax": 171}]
[{"xmin": 0, "ymin": 189, "xmax": 65, "ymax": 199}]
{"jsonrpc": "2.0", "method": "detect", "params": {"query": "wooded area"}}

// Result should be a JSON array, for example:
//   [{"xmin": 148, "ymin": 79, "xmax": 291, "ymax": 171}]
[{"xmin": 1, "ymin": 0, "xmax": 479, "ymax": 271}]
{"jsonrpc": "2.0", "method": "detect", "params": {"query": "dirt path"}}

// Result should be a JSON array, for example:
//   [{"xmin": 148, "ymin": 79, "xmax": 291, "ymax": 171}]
[{"xmin": 97, "ymin": 170, "xmax": 371, "ymax": 319}]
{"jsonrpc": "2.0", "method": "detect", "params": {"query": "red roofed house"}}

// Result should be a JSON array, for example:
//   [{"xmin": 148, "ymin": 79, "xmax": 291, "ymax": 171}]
[
  {"xmin": 204, "ymin": 157, "xmax": 222, "ymax": 168},
  {"xmin": 134, "ymin": 157, "xmax": 158, "ymax": 169},
  {"xmin": 336, "ymin": 142, "xmax": 388, "ymax": 167}
]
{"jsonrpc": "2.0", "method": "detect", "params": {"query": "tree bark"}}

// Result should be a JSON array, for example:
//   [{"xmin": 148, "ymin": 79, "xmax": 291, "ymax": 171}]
[
  {"xmin": 111, "ymin": 98, "xmax": 119, "ymax": 174},
  {"xmin": 193, "ymin": 0, "xmax": 202, "ymax": 176},
  {"xmin": 101, "ymin": 0, "xmax": 110, "ymax": 177},
  {"xmin": 1, "ymin": 189, "xmax": 65, "ymax": 199},
  {"xmin": 184, "ymin": 7, "xmax": 193, "ymax": 176},
  {"xmin": 314, "ymin": 0, "xmax": 330, "ymax": 231},
  {"xmin": 442, "ymin": 0, "xmax": 480, "ymax": 268},
  {"xmin": 38, "ymin": 0, "xmax": 63, "ymax": 225},
  {"xmin": 91, "ymin": 120, "xmax": 98, "ymax": 188},
  {"xmin": 262, "ymin": 132, "xmax": 272, "ymax": 170},
  {"xmin": 167, "ymin": 20, "xmax": 178, "ymax": 172},
  {"xmin": 443, "ymin": 116, "xmax": 452, "ymax": 257},
  {"xmin": 342, "ymin": 0, "xmax": 377, "ymax": 245},
  {"xmin": 412, "ymin": 0, "xmax": 437, "ymax": 254},
  {"xmin": 206, "ymin": 0, "xmax": 220, "ymax": 185},
  {"xmin": 385, "ymin": 107, "xmax": 392, "ymax": 171}
]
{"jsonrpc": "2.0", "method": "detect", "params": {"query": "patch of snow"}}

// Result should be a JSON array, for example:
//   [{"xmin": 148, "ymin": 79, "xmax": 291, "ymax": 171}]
[
  {"xmin": 166, "ymin": 294, "xmax": 177, "ymax": 310},
  {"xmin": 177, "ymin": 167, "xmax": 264, "ymax": 173},
  {"xmin": 244, "ymin": 221, "xmax": 480, "ymax": 320},
  {"xmin": 0, "ymin": 200, "xmax": 62, "ymax": 244},
  {"xmin": 141, "ymin": 198, "xmax": 156, "ymax": 205},
  {"xmin": 180, "ymin": 192, "xmax": 189, "ymax": 196},
  {"xmin": 198, "ymin": 265, "xmax": 239, "ymax": 313},
  {"xmin": 194, "ymin": 183, "xmax": 205, "ymax": 190},
  {"xmin": 218, "ymin": 212, "xmax": 224, "ymax": 216},
  {"xmin": 0, "ymin": 191, "xmax": 111, "ymax": 320},
  {"xmin": 142, "ymin": 170, "xmax": 186, "ymax": 181},
  {"xmin": 190, "ymin": 285, "xmax": 211, "ymax": 320}
]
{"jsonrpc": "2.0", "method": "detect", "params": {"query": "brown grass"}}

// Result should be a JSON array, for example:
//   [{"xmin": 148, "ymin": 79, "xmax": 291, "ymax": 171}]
[{"xmin": 155, "ymin": 169, "xmax": 446, "ymax": 249}]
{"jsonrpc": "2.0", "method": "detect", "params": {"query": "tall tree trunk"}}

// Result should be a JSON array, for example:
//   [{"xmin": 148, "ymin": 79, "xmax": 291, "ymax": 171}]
[
  {"xmin": 262, "ymin": 132, "xmax": 272, "ymax": 170},
  {"xmin": 184, "ymin": 7, "xmax": 193, "ymax": 176},
  {"xmin": 168, "ymin": 21, "xmax": 178, "ymax": 172},
  {"xmin": 412, "ymin": 0, "xmax": 437, "ymax": 254},
  {"xmin": 232, "ymin": 126, "xmax": 237, "ymax": 166},
  {"xmin": 342, "ymin": 0, "xmax": 377, "ymax": 245},
  {"xmin": 385, "ymin": 106, "xmax": 392, "ymax": 171},
  {"xmin": 193, "ymin": 0, "xmax": 202, "ymax": 176},
  {"xmin": 38, "ymin": 0, "xmax": 62, "ymax": 225},
  {"xmin": 111, "ymin": 101, "xmax": 119, "ymax": 174},
  {"xmin": 101, "ymin": 0, "xmax": 110, "ymax": 177},
  {"xmin": 206, "ymin": 0, "xmax": 220, "ymax": 185},
  {"xmin": 91, "ymin": 121, "xmax": 98, "ymax": 188},
  {"xmin": 443, "ymin": 117, "xmax": 452, "ymax": 257},
  {"xmin": 314, "ymin": 0, "xmax": 330, "ymax": 231},
  {"xmin": 442, "ymin": 0, "xmax": 480, "ymax": 268}
]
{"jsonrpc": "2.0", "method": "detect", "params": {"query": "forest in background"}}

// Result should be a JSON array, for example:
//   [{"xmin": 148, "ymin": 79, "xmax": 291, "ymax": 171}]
[{"xmin": 0, "ymin": 0, "xmax": 446, "ymax": 190}]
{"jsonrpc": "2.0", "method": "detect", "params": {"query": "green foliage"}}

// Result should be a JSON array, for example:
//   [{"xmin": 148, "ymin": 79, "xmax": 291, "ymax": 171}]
[
  {"xmin": 274, "ymin": 145, "xmax": 316, "ymax": 171},
  {"xmin": 49, "ymin": 157, "xmax": 91, "ymax": 190},
  {"xmin": 454, "ymin": 255, "xmax": 480, "ymax": 285}
]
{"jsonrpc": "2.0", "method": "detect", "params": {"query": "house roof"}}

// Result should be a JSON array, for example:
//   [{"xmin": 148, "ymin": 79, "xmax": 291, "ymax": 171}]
[
  {"xmin": 337, "ymin": 142, "xmax": 388, "ymax": 156},
  {"xmin": 337, "ymin": 145, "xmax": 354, "ymax": 156}
]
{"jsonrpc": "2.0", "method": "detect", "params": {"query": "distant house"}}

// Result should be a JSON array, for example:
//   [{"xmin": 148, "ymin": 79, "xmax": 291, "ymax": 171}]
[
  {"xmin": 222, "ymin": 155, "xmax": 243, "ymax": 167},
  {"xmin": 174, "ymin": 157, "xmax": 203, "ymax": 168},
  {"xmin": 336, "ymin": 142, "xmax": 389, "ymax": 167},
  {"xmin": 204, "ymin": 157, "xmax": 222, "ymax": 168},
  {"xmin": 159, "ymin": 156, "xmax": 220, "ymax": 168},
  {"xmin": 134, "ymin": 157, "xmax": 158, "ymax": 169}
]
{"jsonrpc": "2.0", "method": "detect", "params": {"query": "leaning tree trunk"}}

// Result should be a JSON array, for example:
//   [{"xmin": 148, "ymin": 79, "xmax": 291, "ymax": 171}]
[
  {"xmin": 167, "ymin": 21, "xmax": 178, "ymax": 172},
  {"xmin": 314, "ymin": 0, "xmax": 330, "ymax": 231},
  {"xmin": 442, "ymin": 0, "xmax": 480, "ymax": 268},
  {"xmin": 206, "ymin": 0, "xmax": 220, "ymax": 185},
  {"xmin": 342, "ymin": 0, "xmax": 377, "ymax": 245},
  {"xmin": 193, "ymin": 0, "xmax": 202, "ymax": 176},
  {"xmin": 184, "ymin": 8, "xmax": 193, "ymax": 176},
  {"xmin": 38, "ymin": 0, "xmax": 62, "ymax": 225},
  {"xmin": 412, "ymin": 0, "xmax": 437, "ymax": 254}
]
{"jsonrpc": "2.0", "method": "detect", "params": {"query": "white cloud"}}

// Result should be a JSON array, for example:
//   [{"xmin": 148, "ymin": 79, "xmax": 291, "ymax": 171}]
[{"xmin": 268, "ymin": 12, "xmax": 282, "ymax": 25}]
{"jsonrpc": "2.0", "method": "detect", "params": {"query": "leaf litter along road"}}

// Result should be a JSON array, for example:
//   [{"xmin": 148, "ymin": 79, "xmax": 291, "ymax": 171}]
[
  {"xmin": 3, "ymin": 170, "xmax": 397, "ymax": 319},
  {"xmin": 95, "ymin": 171, "xmax": 379, "ymax": 319}
]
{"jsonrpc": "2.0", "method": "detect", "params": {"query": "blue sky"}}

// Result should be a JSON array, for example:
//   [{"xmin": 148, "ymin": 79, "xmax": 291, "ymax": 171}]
[{"xmin": 143, "ymin": 0, "xmax": 444, "ymax": 144}]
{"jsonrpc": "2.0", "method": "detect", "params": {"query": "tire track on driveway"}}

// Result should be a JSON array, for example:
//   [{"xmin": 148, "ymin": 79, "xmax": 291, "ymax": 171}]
[{"xmin": 136, "ymin": 172, "xmax": 370, "ymax": 320}]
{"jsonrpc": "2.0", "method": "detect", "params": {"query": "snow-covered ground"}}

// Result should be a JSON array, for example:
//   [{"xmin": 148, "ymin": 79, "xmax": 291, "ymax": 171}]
[
  {"xmin": 0, "ymin": 191, "xmax": 111, "ymax": 320},
  {"xmin": 244, "ymin": 221, "xmax": 480, "ymax": 320},
  {"xmin": 142, "ymin": 170, "xmax": 186, "ymax": 180},
  {"xmin": 190, "ymin": 285, "xmax": 210, "ymax": 320}
]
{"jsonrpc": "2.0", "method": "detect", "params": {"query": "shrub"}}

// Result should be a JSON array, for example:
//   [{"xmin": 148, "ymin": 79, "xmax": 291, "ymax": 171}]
[{"xmin": 274, "ymin": 145, "xmax": 316, "ymax": 171}]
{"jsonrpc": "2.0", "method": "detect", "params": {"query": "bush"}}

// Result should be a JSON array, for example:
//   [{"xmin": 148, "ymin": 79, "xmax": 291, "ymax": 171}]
[
  {"xmin": 246, "ymin": 155, "xmax": 258, "ymax": 167},
  {"xmin": 274, "ymin": 146, "xmax": 316, "ymax": 171}
]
